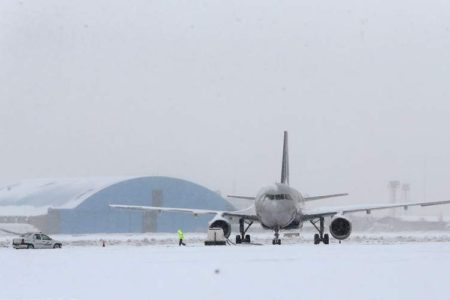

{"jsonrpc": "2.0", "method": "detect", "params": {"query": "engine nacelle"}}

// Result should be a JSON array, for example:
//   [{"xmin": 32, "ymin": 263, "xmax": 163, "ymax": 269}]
[
  {"xmin": 329, "ymin": 215, "xmax": 352, "ymax": 240},
  {"xmin": 208, "ymin": 216, "xmax": 231, "ymax": 238}
]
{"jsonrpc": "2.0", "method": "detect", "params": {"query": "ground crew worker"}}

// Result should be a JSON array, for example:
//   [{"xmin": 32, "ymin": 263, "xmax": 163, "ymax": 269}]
[{"xmin": 177, "ymin": 229, "xmax": 186, "ymax": 246}]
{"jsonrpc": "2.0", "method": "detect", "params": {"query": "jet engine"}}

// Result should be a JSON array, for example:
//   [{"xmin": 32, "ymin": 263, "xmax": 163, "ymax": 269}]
[
  {"xmin": 208, "ymin": 216, "xmax": 231, "ymax": 238},
  {"xmin": 329, "ymin": 215, "xmax": 352, "ymax": 240}
]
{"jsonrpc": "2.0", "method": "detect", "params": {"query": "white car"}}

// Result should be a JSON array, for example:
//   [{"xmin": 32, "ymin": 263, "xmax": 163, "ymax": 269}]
[{"xmin": 12, "ymin": 233, "xmax": 62, "ymax": 249}]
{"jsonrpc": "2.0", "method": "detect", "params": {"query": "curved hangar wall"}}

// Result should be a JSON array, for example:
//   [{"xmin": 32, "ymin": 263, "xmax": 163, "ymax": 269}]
[{"xmin": 49, "ymin": 177, "xmax": 233, "ymax": 234}]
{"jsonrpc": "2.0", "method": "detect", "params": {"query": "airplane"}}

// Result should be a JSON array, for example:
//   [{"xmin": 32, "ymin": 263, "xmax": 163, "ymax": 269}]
[{"xmin": 110, "ymin": 131, "xmax": 450, "ymax": 245}]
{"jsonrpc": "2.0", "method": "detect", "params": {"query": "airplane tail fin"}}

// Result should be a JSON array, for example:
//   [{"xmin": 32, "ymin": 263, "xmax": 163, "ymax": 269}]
[{"xmin": 281, "ymin": 131, "xmax": 289, "ymax": 185}]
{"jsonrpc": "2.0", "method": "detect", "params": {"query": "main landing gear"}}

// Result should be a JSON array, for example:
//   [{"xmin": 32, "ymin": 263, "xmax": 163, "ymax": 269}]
[
  {"xmin": 235, "ymin": 218, "xmax": 253, "ymax": 244},
  {"xmin": 310, "ymin": 217, "xmax": 329, "ymax": 245},
  {"xmin": 272, "ymin": 227, "xmax": 281, "ymax": 245}
]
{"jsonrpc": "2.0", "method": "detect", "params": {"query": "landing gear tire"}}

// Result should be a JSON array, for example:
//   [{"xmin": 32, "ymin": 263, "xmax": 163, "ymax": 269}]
[
  {"xmin": 236, "ymin": 235, "xmax": 242, "ymax": 244},
  {"xmin": 311, "ymin": 217, "xmax": 331, "ymax": 245},
  {"xmin": 245, "ymin": 234, "xmax": 251, "ymax": 243},
  {"xmin": 314, "ymin": 234, "xmax": 320, "ymax": 245},
  {"xmin": 323, "ymin": 234, "xmax": 329, "ymax": 245}
]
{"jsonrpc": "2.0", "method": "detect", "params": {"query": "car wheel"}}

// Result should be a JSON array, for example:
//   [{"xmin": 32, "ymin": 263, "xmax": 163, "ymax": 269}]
[
  {"xmin": 27, "ymin": 244, "xmax": 34, "ymax": 249},
  {"xmin": 53, "ymin": 244, "xmax": 61, "ymax": 249}
]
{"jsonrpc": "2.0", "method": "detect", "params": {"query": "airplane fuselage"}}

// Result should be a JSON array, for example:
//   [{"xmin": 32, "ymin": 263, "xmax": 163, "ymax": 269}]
[{"xmin": 254, "ymin": 183, "xmax": 304, "ymax": 230}]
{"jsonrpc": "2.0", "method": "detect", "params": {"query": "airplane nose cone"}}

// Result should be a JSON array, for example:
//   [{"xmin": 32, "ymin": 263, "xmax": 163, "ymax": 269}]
[{"xmin": 256, "ymin": 199, "xmax": 296, "ymax": 229}]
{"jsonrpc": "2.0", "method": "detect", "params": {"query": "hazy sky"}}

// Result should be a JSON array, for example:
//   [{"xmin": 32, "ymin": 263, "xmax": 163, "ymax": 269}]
[{"xmin": 1, "ymin": 0, "xmax": 450, "ymax": 215}]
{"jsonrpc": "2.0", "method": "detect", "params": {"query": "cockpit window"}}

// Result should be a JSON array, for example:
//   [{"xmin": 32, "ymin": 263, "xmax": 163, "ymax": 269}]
[{"xmin": 266, "ymin": 194, "xmax": 292, "ymax": 200}]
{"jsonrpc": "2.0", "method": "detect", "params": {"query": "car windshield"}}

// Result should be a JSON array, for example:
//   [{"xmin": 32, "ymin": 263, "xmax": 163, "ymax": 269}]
[{"xmin": 41, "ymin": 235, "xmax": 51, "ymax": 240}]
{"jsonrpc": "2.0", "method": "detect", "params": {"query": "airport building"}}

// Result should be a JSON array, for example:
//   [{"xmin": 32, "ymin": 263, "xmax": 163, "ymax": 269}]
[{"xmin": 0, "ymin": 176, "xmax": 233, "ymax": 234}]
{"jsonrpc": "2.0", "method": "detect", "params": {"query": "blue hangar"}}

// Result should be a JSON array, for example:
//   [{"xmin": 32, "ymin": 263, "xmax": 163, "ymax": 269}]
[{"xmin": 0, "ymin": 176, "xmax": 234, "ymax": 234}]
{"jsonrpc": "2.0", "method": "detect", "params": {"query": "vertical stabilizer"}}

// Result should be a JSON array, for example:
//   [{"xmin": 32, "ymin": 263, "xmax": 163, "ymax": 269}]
[{"xmin": 281, "ymin": 131, "xmax": 289, "ymax": 185}]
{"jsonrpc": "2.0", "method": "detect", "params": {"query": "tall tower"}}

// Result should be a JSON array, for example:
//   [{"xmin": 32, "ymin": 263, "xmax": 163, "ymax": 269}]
[
  {"xmin": 388, "ymin": 180, "xmax": 400, "ymax": 218},
  {"xmin": 402, "ymin": 184, "xmax": 410, "ymax": 202}
]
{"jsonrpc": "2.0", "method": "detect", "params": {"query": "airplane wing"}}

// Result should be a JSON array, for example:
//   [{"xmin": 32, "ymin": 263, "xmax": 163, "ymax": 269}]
[
  {"xmin": 302, "ymin": 199, "xmax": 450, "ymax": 220},
  {"xmin": 303, "ymin": 193, "xmax": 348, "ymax": 201},
  {"xmin": 227, "ymin": 195, "xmax": 256, "ymax": 200},
  {"xmin": 0, "ymin": 228, "xmax": 22, "ymax": 236},
  {"xmin": 109, "ymin": 204, "xmax": 259, "ymax": 221}
]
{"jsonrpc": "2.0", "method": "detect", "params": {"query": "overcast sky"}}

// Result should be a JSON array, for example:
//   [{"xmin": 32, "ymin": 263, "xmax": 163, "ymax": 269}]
[{"xmin": 1, "ymin": 0, "xmax": 450, "ymax": 215}]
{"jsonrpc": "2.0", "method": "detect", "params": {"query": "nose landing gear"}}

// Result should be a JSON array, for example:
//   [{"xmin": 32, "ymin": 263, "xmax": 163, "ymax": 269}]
[
  {"xmin": 310, "ymin": 217, "xmax": 329, "ymax": 245},
  {"xmin": 272, "ymin": 227, "xmax": 281, "ymax": 245}
]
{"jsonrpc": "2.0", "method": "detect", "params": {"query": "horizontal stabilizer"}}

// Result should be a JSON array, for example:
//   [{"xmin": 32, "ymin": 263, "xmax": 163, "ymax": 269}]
[{"xmin": 304, "ymin": 193, "xmax": 348, "ymax": 201}]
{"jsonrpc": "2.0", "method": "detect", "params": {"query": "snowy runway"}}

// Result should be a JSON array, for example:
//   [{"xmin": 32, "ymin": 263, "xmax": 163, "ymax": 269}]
[{"xmin": 1, "ymin": 239, "xmax": 450, "ymax": 300}]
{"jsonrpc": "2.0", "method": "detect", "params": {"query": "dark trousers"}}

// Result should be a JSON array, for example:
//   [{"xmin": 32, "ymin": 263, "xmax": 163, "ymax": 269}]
[{"xmin": 179, "ymin": 239, "xmax": 186, "ymax": 246}]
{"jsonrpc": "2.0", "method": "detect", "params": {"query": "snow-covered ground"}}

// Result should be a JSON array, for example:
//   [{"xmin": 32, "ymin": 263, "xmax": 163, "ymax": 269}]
[
  {"xmin": 1, "ymin": 232, "xmax": 450, "ymax": 300},
  {"xmin": 3, "ymin": 231, "xmax": 450, "ymax": 247}
]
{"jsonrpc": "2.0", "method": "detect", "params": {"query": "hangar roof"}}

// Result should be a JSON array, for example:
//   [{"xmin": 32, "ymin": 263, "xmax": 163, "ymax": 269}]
[
  {"xmin": 0, "ymin": 177, "xmax": 230, "ymax": 217},
  {"xmin": 0, "ymin": 177, "xmax": 131, "ymax": 216}
]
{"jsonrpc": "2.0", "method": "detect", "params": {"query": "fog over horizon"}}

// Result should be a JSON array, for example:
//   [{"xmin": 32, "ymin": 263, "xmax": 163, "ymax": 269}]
[{"xmin": 1, "ymin": 0, "xmax": 450, "ymax": 215}]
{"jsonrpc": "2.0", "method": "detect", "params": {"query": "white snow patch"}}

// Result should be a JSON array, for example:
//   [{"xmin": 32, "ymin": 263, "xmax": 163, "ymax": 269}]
[{"xmin": 0, "ymin": 238, "xmax": 449, "ymax": 300}]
